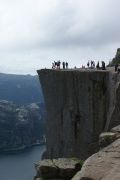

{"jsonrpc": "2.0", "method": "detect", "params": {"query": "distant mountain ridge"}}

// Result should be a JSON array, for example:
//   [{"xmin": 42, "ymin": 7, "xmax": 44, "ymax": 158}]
[
  {"xmin": 0, "ymin": 73, "xmax": 46, "ymax": 152},
  {"xmin": 0, "ymin": 100, "xmax": 45, "ymax": 152},
  {"xmin": 0, "ymin": 73, "xmax": 44, "ymax": 105}
]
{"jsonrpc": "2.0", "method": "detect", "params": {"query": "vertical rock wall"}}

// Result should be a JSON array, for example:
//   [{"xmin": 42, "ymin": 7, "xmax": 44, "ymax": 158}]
[
  {"xmin": 37, "ymin": 69, "xmax": 117, "ymax": 159},
  {"xmin": 109, "ymin": 74, "xmax": 120, "ymax": 129}
]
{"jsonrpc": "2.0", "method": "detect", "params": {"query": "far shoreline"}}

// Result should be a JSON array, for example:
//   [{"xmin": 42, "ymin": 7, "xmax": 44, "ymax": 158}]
[{"xmin": 0, "ymin": 142, "xmax": 46, "ymax": 155}]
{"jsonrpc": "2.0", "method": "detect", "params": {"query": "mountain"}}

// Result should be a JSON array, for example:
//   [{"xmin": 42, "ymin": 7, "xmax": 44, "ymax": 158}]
[
  {"xmin": 0, "ymin": 100, "xmax": 46, "ymax": 152},
  {"xmin": 0, "ymin": 73, "xmax": 46, "ymax": 152},
  {"xmin": 0, "ymin": 73, "xmax": 44, "ymax": 105}
]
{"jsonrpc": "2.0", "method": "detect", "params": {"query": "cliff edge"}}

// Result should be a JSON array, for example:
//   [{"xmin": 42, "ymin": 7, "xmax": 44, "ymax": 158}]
[{"xmin": 37, "ymin": 69, "xmax": 119, "ymax": 159}]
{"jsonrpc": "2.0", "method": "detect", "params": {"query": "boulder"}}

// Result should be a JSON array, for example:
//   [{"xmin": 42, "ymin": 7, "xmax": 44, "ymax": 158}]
[
  {"xmin": 111, "ymin": 125, "xmax": 120, "ymax": 133},
  {"xmin": 72, "ymin": 139, "xmax": 120, "ymax": 180},
  {"xmin": 53, "ymin": 158, "xmax": 82, "ymax": 178},
  {"xmin": 35, "ymin": 158, "xmax": 82, "ymax": 179},
  {"xmin": 99, "ymin": 132, "xmax": 117, "ymax": 148},
  {"xmin": 35, "ymin": 159, "xmax": 58, "ymax": 178}
]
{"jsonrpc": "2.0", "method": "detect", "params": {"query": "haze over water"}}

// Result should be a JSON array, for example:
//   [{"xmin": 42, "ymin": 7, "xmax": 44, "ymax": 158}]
[{"xmin": 0, "ymin": 145, "xmax": 45, "ymax": 180}]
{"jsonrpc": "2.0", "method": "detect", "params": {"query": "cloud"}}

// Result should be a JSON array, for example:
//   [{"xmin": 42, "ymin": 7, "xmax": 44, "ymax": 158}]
[{"xmin": 0, "ymin": 0, "xmax": 119, "ymax": 74}]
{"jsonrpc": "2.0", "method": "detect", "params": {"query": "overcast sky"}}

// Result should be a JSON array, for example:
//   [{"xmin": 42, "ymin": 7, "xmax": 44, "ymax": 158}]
[{"xmin": 0, "ymin": 0, "xmax": 120, "ymax": 74}]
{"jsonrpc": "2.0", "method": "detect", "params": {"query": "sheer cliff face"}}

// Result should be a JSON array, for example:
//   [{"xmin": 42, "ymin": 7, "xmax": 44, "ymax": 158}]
[
  {"xmin": 109, "ymin": 74, "xmax": 120, "ymax": 129},
  {"xmin": 38, "ymin": 69, "xmax": 115, "ymax": 159}
]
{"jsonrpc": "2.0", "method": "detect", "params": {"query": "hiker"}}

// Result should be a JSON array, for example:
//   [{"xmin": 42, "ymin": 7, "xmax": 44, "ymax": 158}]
[
  {"xmin": 91, "ymin": 61, "xmax": 93, "ymax": 68},
  {"xmin": 66, "ymin": 62, "xmax": 68, "ymax": 69},
  {"xmin": 52, "ymin": 62, "xmax": 55, "ymax": 69},
  {"xmin": 102, "ymin": 61, "xmax": 106, "ymax": 70},
  {"xmin": 82, "ymin": 65, "xmax": 85, "ymax": 69},
  {"xmin": 62, "ymin": 62, "xmax": 65, "ymax": 69},
  {"xmin": 54, "ymin": 61, "xmax": 57, "ymax": 69},
  {"xmin": 87, "ymin": 61, "xmax": 89, "ymax": 68},
  {"xmin": 96, "ymin": 61, "xmax": 100, "ymax": 69},
  {"xmin": 57, "ymin": 61, "xmax": 61, "ymax": 69},
  {"xmin": 115, "ymin": 64, "xmax": 118, "ymax": 72},
  {"xmin": 93, "ymin": 61, "xmax": 95, "ymax": 68}
]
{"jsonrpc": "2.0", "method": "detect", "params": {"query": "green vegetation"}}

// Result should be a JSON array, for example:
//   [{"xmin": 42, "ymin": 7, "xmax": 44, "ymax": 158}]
[{"xmin": 108, "ymin": 48, "xmax": 120, "ymax": 66}]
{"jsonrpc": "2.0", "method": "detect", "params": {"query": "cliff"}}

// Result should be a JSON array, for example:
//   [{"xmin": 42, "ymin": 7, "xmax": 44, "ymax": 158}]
[{"xmin": 37, "ymin": 69, "xmax": 119, "ymax": 159}]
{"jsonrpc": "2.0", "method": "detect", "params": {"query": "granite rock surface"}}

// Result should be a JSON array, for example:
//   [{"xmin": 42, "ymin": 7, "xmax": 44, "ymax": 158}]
[
  {"xmin": 38, "ymin": 69, "xmax": 118, "ymax": 159},
  {"xmin": 72, "ymin": 125, "xmax": 120, "ymax": 180},
  {"xmin": 35, "ymin": 158, "xmax": 82, "ymax": 179}
]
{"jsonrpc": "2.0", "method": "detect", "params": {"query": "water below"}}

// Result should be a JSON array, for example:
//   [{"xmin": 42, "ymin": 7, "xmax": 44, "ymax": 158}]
[{"xmin": 0, "ymin": 145, "xmax": 46, "ymax": 180}]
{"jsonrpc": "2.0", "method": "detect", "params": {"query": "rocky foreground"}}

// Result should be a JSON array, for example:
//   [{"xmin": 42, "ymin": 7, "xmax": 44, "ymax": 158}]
[
  {"xmin": 34, "ymin": 124, "xmax": 120, "ymax": 180},
  {"xmin": 72, "ymin": 125, "xmax": 120, "ymax": 180},
  {"xmin": 34, "ymin": 158, "xmax": 83, "ymax": 180},
  {"xmin": 0, "ymin": 100, "xmax": 45, "ymax": 152}
]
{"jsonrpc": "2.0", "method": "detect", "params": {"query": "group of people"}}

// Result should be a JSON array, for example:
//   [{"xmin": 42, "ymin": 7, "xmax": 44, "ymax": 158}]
[
  {"xmin": 87, "ymin": 61, "xmax": 95, "ymax": 68},
  {"xmin": 52, "ymin": 61, "xmax": 68, "ymax": 69},
  {"xmin": 51, "ymin": 60, "xmax": 106, "ymax": 70},
  {"xmin": 87, "ymin": 61, "xmax": 106, "ymax": 70},
  {"xmin": 52, "ymin": 61, "xmax": 61, "ymax": 69},
  {"xmin": 62, "ymin": 61, "xmax": 68, "ymax": 69}
]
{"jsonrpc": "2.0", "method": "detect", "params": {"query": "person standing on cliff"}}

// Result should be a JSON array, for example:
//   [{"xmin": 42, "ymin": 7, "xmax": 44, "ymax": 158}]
[
  {"xmin": 87, "ymin": 61, "xmax": 89, "ymax": 68},
  {"xmin": 93, "ymin": 61, "xmax": 95, "ymax": 68},
  {"xmin": 66, "ymin": 62, "xmax": 68, "ymax": 69},
  {"xmin": 91, "ymin": 61, "xmax": 94, "ymax": 68},
  {"xmin": 54, "ymin": 61, "xmax": 57, "ymax": 69},
  {"xmin": 62, "ymin": 62, "xmax": 65, "ymax": 69},
  {"xmin": 96, "ymin": 61, "xmax": 100, "ymax": 69},
  {"xmin": 115, "ymin": 64, "xmax": 118, "ymax": 72},
  {"xmin": 52, "ymin": 62, "xmax": 54, "ymax": 69},
  {"xmin": 56, "ymin": 60, "xmax": 61, "ymax": 69},
  {"xmin": 102, "ymin": 61, "xmax": 106, "ymax": 70}
]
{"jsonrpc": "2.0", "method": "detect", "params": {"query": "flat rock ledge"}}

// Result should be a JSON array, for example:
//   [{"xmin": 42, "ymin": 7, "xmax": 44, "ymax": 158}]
[{"xmin": 34, "ymin": 158, "xmax": 83, "ymax": 180}]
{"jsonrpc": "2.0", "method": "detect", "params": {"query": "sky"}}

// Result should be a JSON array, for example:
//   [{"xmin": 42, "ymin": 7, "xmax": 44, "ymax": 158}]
[{"xmin": 0, "ymin": 0, "xmax": 120, "ymax": 74}]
